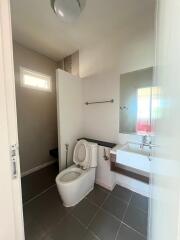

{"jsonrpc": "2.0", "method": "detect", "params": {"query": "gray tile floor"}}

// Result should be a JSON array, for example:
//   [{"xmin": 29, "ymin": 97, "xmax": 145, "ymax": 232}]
[
  {"xmin": 23, "ymin": 184, "xmax": 148, "ymax": 240},
  {"xmin": 21, "ymin": 162, "xmax": 59, "ymax": 203}
]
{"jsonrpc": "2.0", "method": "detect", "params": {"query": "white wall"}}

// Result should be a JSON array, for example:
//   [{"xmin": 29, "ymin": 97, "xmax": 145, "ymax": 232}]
[
  {"xmin": 80, "ymin": 25, "xmax": 155, "ymax": 143},
  {"xmin": 13, "ymin": 42, "xmax": 58, "ymax": 174},
  {"xmin": 82, "ymin": 71, "xmax": 119, "ymax": 143},
  {"xmin": 56, "ymin": 69, "xmax": 84, "ymax": 170},
  {"xmin": 56, "ymin": 22, "xmax": 154, "ymax": 195},
  {"xmin": 80, "ymin": 25, "xmax": 154, "ymax": 78},
  {"xmin": 79, "ymin": 24, "xmax": 154, "ymax": 195}
]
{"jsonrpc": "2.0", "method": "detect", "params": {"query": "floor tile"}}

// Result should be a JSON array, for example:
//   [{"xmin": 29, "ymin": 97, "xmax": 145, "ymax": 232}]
[
  {"xmin": 23, "ymin": 184, "xmax": 149, "ymax": 240},
  {"xmin": 111, "ymin": 185, "xmax": 132, "ymax": 203},
  {"xmin": 24, "ymin": 187, "xmax": 69, "ymax": 231},
  {"xmin": 42, "ymin": 235, "xmax": 54, "ymax": 240},
  {"xmin": 21, "ymin": 162, "xmax": 59, "ymax": 203},
  {"xmin": 123, "ymin": 205, "xmax": 148, "ymax": 236},
  {"xmin": 89, "ymin": 209, "xmax": 120, "ymax": 240},
  {"xmin": 102, "ymin": 194, "xmax": 128, "ymax": 220},
  {"xmin": 49, "ymin": 215, "xmax": 86, "ymax": 240},
  {"xmin": 72, "ymin": 199, "xmax": 98, "ymax": 227},
  {"xmin": 24, "ymin": 220, "xmax": 46, "ymax": 240},
  {"xmin": 87, "ymin": 185, "xmax": 109, "ymax": 206},
  {"xmin": 23, "ymin": 204, "xmax": 35, "ymax": 226},
  {"xmin": 94, "ymin": 184, "xmax": 110, "ymax": 194},
  {"xmin": 84, "ymin": 231, "xmax": 99, "ymax": 240},
  {"xmin": 116, "ymin": 224, "xmax": 146, "ymax": 240},
  {"xmin": 130, "ymin": 193, "xmax": 149, "ymax": 212}
]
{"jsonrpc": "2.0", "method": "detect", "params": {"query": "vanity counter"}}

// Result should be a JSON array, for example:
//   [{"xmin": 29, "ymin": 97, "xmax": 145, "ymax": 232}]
[{"xmin": 110, "ymin": 143, "xmax": 150, "ymax": 184}]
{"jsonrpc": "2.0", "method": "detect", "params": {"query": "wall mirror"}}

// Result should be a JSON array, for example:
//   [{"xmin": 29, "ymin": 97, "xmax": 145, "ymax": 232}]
[{"xmin": 119, "ymin": 67, "xmax": 154, "ymax": 135}]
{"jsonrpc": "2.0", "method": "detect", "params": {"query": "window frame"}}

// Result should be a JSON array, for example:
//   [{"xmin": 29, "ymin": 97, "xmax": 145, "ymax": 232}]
[{"xmin": 20, "ymin": 67, "xmax": 52, "ymax": 92}]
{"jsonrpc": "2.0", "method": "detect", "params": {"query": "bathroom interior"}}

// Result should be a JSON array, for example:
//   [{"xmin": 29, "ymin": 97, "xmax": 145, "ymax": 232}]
[{"xmin": 10, "ymin": 0, "xmax": 156, "ymax": 240}]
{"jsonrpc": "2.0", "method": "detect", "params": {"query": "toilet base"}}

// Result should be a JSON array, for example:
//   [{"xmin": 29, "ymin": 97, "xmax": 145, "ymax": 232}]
[
  {"xmin": 62, "ymin": 186, "xmax": 94, "ymax": 207},
  {"xmin": 56, "ymin": 165, "xmax": 96, "ymax": 207}
]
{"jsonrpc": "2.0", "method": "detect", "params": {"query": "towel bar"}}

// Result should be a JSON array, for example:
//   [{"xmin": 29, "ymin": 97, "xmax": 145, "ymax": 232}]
[{"xmin": 85, "ymin": 99, "xmax": 114, "ymax": 105}]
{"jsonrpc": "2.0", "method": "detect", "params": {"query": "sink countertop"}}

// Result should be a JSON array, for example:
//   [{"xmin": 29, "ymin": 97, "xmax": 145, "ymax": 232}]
[
  {"xmin": 110, "ymin": 144, "xmax": 123, "ymax": 155},
  {"xmin": 110, "ymin": 142, "xmax": 150, "ymax": 156}
]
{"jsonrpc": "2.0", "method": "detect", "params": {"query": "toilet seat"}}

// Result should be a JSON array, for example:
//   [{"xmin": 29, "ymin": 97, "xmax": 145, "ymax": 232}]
[
  {"xmin": 60, "ymin": 170, "xmax": 81, "ymax": 182},
  {"xmin": 56, "ymin": 167, "xmax": 84, "ymax": 183},
  {"xmin": 73, "ymin": 140, "xmax": 90, "ymax": 169},
  {"xmin": 56, "ymin": 165, "xmax": 95, "ymax": 207}
]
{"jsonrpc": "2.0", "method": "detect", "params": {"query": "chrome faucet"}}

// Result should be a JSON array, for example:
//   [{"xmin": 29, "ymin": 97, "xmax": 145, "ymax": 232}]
[
  {"xmin": 141, "ymin": 135, "xmax": 151, "ymax": 148},
  {"xmin": 142, "ymin": 135, "xmax": 148, "ymax": 144}
]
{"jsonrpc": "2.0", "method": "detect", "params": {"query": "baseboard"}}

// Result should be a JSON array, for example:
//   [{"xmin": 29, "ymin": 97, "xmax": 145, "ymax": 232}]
[
  {"xmin": 115, "ymin": 173, "xmax": 150, "ymax": 197},
  {"xmin": 21, "ymin": 160, "xmax": 57, "ymax": 177},
  {"xmin": 95, "ymin": 179, "xmax": 116, "ymax": 191}
]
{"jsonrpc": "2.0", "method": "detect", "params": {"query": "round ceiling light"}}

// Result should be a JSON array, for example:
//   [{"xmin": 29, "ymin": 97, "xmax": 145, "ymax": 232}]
[{"xmin": 53, "ymin": 0, "xmax": 87, "ymax": 23}]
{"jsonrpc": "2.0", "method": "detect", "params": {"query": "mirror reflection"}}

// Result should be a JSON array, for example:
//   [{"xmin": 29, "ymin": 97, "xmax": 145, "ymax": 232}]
[{"xmin": 119, "ymin": 67, "xmax": 153, "ymax": 135}]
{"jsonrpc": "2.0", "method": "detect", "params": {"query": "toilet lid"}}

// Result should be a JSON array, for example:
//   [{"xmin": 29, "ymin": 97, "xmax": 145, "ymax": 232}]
[{"xmin": 73, "ymin": 140, "xmax": 89, "ymax": 169}]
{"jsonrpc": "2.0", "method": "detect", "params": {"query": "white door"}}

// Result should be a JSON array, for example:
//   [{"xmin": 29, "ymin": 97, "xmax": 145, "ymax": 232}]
[
  {"xmin": 0, "ymin": 0, "xmax": 24, "ymax": 239},
  {"xmin": 149, "ymin": 0, "xmax": 180, "ymax": 239}
]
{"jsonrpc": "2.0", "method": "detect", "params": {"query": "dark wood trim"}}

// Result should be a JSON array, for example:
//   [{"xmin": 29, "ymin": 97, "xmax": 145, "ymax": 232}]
[{"xmin": 110, "ymin": 154, "xmax": 149, "ymax": 184}]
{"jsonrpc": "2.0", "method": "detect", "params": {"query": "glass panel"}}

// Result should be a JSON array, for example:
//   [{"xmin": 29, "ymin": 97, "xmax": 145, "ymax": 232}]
[{"xmin": 119, "ymin": 67, "xmax": 153, "ymax": 135}]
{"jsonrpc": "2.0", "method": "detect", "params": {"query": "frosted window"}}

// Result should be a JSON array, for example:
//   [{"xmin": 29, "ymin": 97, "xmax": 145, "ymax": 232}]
[{"xmin": 21, "ymin": 67, "xmax": 51, "ymax": 91}]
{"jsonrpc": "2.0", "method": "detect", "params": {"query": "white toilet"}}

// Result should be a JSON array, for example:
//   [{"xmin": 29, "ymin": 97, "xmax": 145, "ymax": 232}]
[{"xmin": 56, "ymin": 140, "xmax": 98, "ymax": 207}]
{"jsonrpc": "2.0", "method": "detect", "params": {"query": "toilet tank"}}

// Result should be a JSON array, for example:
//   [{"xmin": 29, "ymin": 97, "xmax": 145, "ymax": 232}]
[{"xmin": 88, "ymin": 142, "xmax": 98, "ymax": 167}]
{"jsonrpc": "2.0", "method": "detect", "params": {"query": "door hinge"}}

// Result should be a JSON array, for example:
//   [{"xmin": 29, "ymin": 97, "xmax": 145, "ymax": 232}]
[{"xmin": 10, "ymin": 144, "xmax": 18, "ymax": 179}]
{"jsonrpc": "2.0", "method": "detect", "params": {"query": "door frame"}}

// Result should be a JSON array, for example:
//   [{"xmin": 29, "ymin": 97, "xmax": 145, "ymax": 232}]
[{"xmin": 0, "ymin": 0, "xmax": 24, "ymax": 239}]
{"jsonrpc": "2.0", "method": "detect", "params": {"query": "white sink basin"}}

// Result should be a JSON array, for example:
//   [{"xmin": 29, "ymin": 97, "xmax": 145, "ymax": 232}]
[
  {"xmin": 120, "ymin": 142, "xmax": 150, "ymax": 156},
  {"xmin": 112, "ymin": 142, "xmax": 151, "ymax": 175}
]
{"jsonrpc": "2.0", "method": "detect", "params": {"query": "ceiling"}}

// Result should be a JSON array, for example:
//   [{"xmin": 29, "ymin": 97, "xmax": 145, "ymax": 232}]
[{"xmin": 10, "ymin": 0, "xmax": 155, "ymax": 61}]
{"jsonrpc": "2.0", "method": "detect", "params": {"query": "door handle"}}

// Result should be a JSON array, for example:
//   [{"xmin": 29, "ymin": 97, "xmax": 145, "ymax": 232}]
[{"xmin": 10, "ymin": 144, "xmax": 18, "ymax": 179}]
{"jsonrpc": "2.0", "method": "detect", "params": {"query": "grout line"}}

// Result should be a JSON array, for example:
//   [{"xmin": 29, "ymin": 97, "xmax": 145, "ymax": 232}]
[
  {"xmin": 88, "ymin": 229, "xmax": 102, "ymax": 240},
  {"xmin": 111, "ymin": 185, "xmax": 134, "ymax": 205},
  {"xmin": 45, "ymin": 213, "xmax": 68, "ymax": 236},
  {"xmin": 121, "ymin": 191, "xmax": 133, "ymax": 222},
  {"xmin": 121, "ymin": 191, "xmax": 148, "ymax": 238},
  {"xmin": 71, "ymin": 214, "xmax": 101, "ymax": 240},
  {"xmin": 122, "ymin": 222, "xmax": 147, "ymax": 239},
  {"xmin": 45, "ymin": 204, "xmax": 77, "ymax": 236},
  {"xmin": 25, "ymin": 184, "xmax": 147, "ymax": 240},
  {"xmin": 86, "ymin": 190, "xmax": 111, "ymax": 229},
  {"xmin": 114, "ymin": 191, "xmax": 134, "ymax": 240},
  {"xmin": 130, "ymin": 204, "xmax": 149, "ymax": 214},
  {"xmin": 71, "ymin": 214, "xmax": 88, "ymax": 229},
  {"xmin": 114, "ymin": 222, "xmax": 123, "ymax": 240},
  {"xmin": 69, "ymin": 189, "xmax": 119, "ymax": 240},
  {"xmin": 99, "ymin": 207, "xmax": 121, "ymax": 223},
  {"xmin": 110, "ymin": 193, "xmax": 131, "ymax": 205},
  {"xmin": 121, "ymin": 191, "xmax": 147, "ymax": 238},
  {"xmin": 128, "ymin": 191, "xmax": 149, "ymax": 214},
  {"xmin": 23, "ymin": 184, "xmax": 56, "ymax": 206}
]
